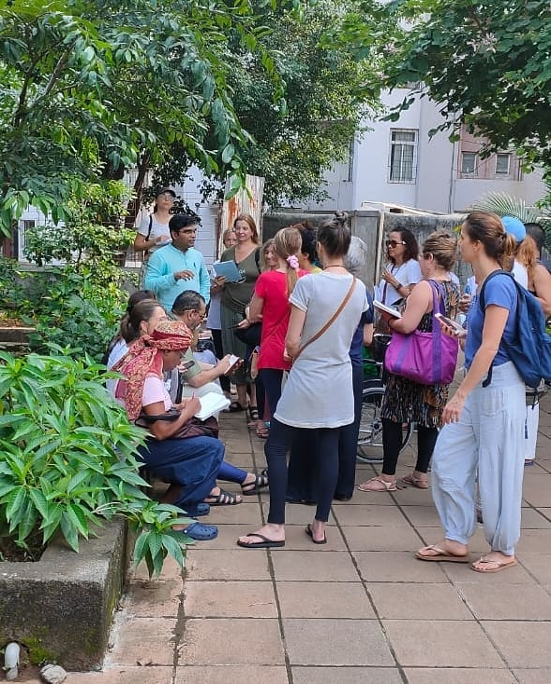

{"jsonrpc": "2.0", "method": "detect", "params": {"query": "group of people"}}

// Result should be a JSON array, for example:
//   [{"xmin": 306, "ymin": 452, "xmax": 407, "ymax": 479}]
[{"xmin": 116, "ymin": 187, "xmax": 549, "ymax": 573}]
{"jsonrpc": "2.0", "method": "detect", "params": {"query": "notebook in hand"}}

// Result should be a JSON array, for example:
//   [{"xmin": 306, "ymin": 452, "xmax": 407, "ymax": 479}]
[
  {"xmin": 373, "ymin": 300, "xmax": 402, "ymax": 318},
  {"xmin": 212, "ymin": 260, "xmax": 242, "ymax": 282},
  {"xmin": 194, "ymin": 392, "xmax": 231, "ymax": 421}
]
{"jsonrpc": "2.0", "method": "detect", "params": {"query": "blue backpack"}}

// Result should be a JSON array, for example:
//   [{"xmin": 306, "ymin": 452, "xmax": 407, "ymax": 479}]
[{"xmin": 479, "ymin": 270, "xmax": 551, "ymax": 389}]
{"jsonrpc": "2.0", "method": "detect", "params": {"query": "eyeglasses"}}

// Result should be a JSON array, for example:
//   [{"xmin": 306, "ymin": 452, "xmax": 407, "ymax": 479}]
[
  {"xmin": 386, "ymin": 239, "xmax": 406, "ymax": 248},
  {"xmin": 159, "ymin": 193, "xmax": 175, "ymax": 201}
]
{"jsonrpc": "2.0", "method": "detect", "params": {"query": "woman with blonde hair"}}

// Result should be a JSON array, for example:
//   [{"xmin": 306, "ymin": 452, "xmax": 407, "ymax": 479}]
[
  {"xmin": 241, "ymin": 226, "xmax": 308, "ymax": 433},
  {"xmin": 219, "ymin": 213, "xmax": 261, "ymax": 416},
  {"xmin": 359, "ymin": 231, "xmax": 459, "ymax": 492}
]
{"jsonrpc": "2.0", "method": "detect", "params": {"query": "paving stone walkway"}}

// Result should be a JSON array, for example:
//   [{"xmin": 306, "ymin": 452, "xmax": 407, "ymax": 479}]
[{"xmin": 60, "ymin": 394, "xmax": 551, "ymax": 683}]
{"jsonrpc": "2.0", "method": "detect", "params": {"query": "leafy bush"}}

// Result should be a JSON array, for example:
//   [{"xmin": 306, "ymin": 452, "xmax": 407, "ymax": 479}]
[{"xmin": 0, "ymin": 349, "xmax": 193, "ymax": 577}]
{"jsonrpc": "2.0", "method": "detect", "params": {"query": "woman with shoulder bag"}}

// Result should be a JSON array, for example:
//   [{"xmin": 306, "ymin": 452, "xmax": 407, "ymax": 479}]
[
  {"xmin": 358, "ymin": 231, "xmax": 459, "ymax": 493},
  {"xmin": 237, "ymin": 212, "xmax": 368, "ymax": 548}
]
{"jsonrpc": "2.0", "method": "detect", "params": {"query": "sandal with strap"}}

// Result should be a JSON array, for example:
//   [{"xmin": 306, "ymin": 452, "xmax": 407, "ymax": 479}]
[
  {"xmin": 357, "ymin": 476, "xmax": 397, "ymax": 492},
  {"xmin": 255, "ymin": 422, "xmax": 270, "ymax": 439},
  {"xmin": 225, "ymin": 401, "xmax": 245, "ymax": 413},
  {"xmin": 401, "ymin": 473, "xmax": 429, "ymax": 489},
  {"xmin": 241, "ymin": 472, "xmax": 269, "ymax": 496},
  {"xmin": 204, "ymin": 488, "xmax": 242, "ymax": 506},
  {"xmin": 248, "ymin": 406, "xmax": 259, "ymax": 421}
]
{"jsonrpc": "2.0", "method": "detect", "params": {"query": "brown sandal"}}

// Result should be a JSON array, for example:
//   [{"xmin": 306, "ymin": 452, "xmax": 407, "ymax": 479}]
[{"xmin": 401, "ymin": 473, "xmax": 429, "ymax": 489}]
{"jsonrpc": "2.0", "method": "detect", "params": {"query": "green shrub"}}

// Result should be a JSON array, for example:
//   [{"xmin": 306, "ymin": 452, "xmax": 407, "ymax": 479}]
[{"xmin": 0, "ymin": 349, "xmax": 194, "ymax": 577}]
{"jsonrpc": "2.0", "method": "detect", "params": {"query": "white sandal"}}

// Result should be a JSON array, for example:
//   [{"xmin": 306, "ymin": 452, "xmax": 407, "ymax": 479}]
[{"xmin": 357, "ymin": 476, "xmax": 397, "ymax": 492}]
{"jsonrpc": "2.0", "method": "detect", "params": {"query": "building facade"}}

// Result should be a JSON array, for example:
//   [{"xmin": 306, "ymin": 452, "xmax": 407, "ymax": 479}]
[{"xmin": 299, "ymin": 89, "xmax": 546, "ymax": 214}]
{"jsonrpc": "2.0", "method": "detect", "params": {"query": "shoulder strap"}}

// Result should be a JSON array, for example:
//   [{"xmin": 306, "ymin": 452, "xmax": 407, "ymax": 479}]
[
  {"xmin": 295, "ymin": 277, "xmax": 357, "ymax": 360},
  {"xmin": 146, "ymin": 215, "xmax": 153, "ymax": 240},
  {"xmin": 479, "ymin": 269, "xmax": 514, "ymax": 312},
  {"xmin": 478, "ymin": 269, "xmax": 516, "ymax": 387}
]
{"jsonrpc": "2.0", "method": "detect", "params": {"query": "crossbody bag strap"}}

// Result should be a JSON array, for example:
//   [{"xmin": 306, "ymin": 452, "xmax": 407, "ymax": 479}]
[{"xmin": 295, "ymin": 277, "xmax": 357, "ymax": 361}]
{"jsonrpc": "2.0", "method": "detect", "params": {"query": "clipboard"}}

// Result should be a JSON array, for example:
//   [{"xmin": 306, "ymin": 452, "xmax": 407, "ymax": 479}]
[{"xmin": 213, "ymin": 260, "xmax": 242, "ymax": 282}]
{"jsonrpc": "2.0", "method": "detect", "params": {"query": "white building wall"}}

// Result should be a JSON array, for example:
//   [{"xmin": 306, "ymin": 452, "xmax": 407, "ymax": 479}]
[{"xmin": 301, "ymin": 89, "xmax": 546, "ymax": 214}]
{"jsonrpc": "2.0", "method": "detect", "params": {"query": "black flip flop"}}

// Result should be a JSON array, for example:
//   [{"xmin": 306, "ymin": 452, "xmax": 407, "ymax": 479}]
[
  {"xmin": 237, "ymin": 533, "xmax": 285, "ymax": 549},
  {"xmin": 305, "ymin": 523, "xmax": 327, "ymax": 545}
]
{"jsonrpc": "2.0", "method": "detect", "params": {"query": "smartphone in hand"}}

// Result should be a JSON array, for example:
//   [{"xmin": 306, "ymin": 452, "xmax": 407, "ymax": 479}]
[
  {"xmin": 435, "ymin": 313, "xmax": 464, "ymax": 336},
  {"xmin": 224, "ymin": 354, "xmax": 242, "ymax": 375}
]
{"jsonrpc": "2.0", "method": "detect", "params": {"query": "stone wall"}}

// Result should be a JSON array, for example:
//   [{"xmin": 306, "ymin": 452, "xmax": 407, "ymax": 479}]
[
  {"xmin": 0, "ymin": 518, "xmax": 132, "ymax": 671},
  {"xmin": 263, "ymin": 209, "xmax": 468, "ymax": 289}
]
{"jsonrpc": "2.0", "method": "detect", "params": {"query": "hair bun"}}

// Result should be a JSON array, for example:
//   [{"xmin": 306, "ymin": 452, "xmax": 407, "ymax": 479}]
[{"xmin": 333, "ymin": 211, "xmax": 348, "ymax": 225}]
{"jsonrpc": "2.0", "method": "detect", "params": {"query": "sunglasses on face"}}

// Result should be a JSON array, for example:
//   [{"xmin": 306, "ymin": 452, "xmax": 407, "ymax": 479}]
[
  {"xmin": 159, "ymin": 194, "xmax": 175, "ymax": 200},
  {"xmin": 386, "ymin": 239, "xmax": 406, "ymax": 248}
]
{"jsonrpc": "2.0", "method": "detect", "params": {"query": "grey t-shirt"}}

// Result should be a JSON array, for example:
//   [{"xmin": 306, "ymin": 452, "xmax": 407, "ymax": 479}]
[{"xmin": 274, "ymin": 272, "xmax": 367, "ymax": 429}]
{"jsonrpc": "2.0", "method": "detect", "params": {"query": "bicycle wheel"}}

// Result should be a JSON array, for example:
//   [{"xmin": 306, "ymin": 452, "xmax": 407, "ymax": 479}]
[
  {"xmin": 357, "ymin": 387, "xmax": 414, "ymax": 463},
  {"xmin": 357, "ymin": 387, "xmax": 385, "ymax": 462}
]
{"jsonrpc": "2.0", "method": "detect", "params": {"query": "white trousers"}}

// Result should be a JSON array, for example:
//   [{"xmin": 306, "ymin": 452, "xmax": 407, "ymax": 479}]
[{"xmin": 432, "ymin": 362, "xmax": 525, "ymax": 556}]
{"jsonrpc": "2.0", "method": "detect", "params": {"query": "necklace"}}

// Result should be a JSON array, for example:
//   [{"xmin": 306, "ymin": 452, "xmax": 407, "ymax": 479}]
[{"xmin": 324, "ymin": 264, "xmax": 345, "ymax": 270}]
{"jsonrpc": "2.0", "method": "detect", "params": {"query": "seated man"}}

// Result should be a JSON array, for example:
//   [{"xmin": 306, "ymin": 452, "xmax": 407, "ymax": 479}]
[{"xmin": 169, "ymin": 290, "xmax": 242, "ymax": 402}]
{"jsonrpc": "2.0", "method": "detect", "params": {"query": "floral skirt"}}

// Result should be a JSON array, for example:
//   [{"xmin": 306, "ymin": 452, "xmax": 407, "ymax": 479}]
[{"xmin": 380, "ymin": 372, "xmax": 450, "ymax": 428}]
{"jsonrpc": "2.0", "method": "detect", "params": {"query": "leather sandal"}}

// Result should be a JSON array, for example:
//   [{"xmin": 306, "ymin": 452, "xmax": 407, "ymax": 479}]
[
  {"xmin": 401, "ymin": 473, "xmax": 429, "ymax": 489},
  {"xmin": 204, "ymin": 488, "xmax": 242, "ymax": 506},
  {"xmin": 241, "ymin": 472, "xmax": 269, "ymax": 495},
  {"xmin": 357, "ymin": 476, "xmax": 397, "ymax": 492}
]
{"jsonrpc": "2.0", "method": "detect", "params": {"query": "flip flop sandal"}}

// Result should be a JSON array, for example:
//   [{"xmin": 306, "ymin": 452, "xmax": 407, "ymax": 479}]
[
  {"xmin": 305, "ymin": 523, "xmax": 327, "ymax": 545},
  {"xmin": 357, "ymin": 476, "xmax": 397, "ymax": 492},
  {"xmin": 237, "ymin": 533, "xmax": 285, "ymax": 549},
  {"xmin": 241, "ymin": 472, "xmax": 269, "ymax": 496},
  {"xmin": 205, "ymin": 488, "xmax": 242, "ymax": 506},
  {"xmin": 471, "ymin": 556, "xmax": 517, "ymax": 573},
  {"xmin": 416, "ymin": 545, "xmax": 469, "ymax": 563},
  {"xmin": 401, "ymin": 474, "xmax": 429, "ymax": 489},
  {"xmin": 182, "ymin": 522, "xmax": 218, "ymax": 541}
]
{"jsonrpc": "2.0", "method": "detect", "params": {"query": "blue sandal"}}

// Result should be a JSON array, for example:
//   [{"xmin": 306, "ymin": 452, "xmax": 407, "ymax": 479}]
[{"xmin": 182, "ymin": 522, "xmax": 218, "ymax": 541}]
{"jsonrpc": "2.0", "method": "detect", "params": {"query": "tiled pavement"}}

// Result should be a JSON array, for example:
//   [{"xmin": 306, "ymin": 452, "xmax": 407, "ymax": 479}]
[{"xmin": 56, "ymin": 395, "xmax": 552, "ymax": 682}]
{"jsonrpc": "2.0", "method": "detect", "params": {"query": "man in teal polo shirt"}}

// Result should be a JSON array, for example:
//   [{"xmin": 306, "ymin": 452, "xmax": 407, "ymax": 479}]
[{"xmin": 144, "ymin": 213, "xmax": 211, "ymax": 311}]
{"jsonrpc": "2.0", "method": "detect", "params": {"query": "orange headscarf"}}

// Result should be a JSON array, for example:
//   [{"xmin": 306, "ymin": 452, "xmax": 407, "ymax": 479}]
[{"xmin": 114, "ymin": 320, "xmax": 193, "ymax": 420}]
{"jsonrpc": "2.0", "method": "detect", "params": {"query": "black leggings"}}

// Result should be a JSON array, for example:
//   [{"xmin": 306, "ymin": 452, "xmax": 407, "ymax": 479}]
[
  {"xmin": 265, "ymin": 418, "xmax": 341, "ymax": 524},
  {"xmin": 381, "ymin": 419, "xmax": 438, "ymax": 476}
]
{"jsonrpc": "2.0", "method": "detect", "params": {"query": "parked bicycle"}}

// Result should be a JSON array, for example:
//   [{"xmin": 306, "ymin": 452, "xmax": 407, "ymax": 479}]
[{"xmin": 357, "ymin": 334, "xmax": 414, "ymax": 463}]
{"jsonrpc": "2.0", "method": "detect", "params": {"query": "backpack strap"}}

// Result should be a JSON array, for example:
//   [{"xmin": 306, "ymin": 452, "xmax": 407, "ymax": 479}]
[
  {"xmin": 478, "ymin": 269, "xmax": 515, "ymax": 387},
  {"xmin": 145, "ymin": 214, "xmax": 153, "ymax": 241},
  {"xmin": 255, "ymin": 248, "xmax": 261, "ymax": 274}
]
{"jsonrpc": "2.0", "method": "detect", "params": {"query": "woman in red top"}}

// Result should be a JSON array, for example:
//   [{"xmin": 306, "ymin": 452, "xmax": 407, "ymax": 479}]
[{"xmin": 246, "ymin": 226, "xmax": 308, "ymax": 424}]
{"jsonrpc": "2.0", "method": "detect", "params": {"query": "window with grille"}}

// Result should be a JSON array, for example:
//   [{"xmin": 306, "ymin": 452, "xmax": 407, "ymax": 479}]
[
  {"xmin": 389, "ymin": 129, "xmax": 418, "ymax": 183},
  {"xmin": 495, "ymin": 153, "xmax": 511, "ymax": 176},
  {"xmin": 461, "ymin": 152, "xmax": 478, "ymax": 176}
]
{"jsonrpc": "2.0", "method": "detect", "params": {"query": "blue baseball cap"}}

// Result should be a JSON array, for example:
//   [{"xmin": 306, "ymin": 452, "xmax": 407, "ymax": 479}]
[{"xmin": 502, "ymin": 216, "xmax": 526, "ymax": 243}]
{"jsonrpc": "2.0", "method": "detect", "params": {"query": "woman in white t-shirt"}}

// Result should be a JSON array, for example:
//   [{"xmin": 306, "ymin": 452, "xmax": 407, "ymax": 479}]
[
  {"xmin": 377, "ymin": 228, "xmax": 422, "ymax": 306},
  {"xmin": 134, "ymin": 187, "xmax": 175, "ymax": 256}
]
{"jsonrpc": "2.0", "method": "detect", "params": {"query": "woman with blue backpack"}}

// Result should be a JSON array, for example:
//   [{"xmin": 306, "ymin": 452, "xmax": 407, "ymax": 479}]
[{"xmin": 416, "ymin": 211, "xmax": 530, "ymax": 573}]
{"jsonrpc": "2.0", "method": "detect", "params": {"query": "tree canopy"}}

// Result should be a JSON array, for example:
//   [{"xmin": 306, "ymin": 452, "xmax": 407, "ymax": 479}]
[
  {"xmin": 374, "ymin": 0, "xmax": 551, "ymax": 169},
  {"xmin": 0, "ymin": 0, "xmax": 283, "ymax": 233}
]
